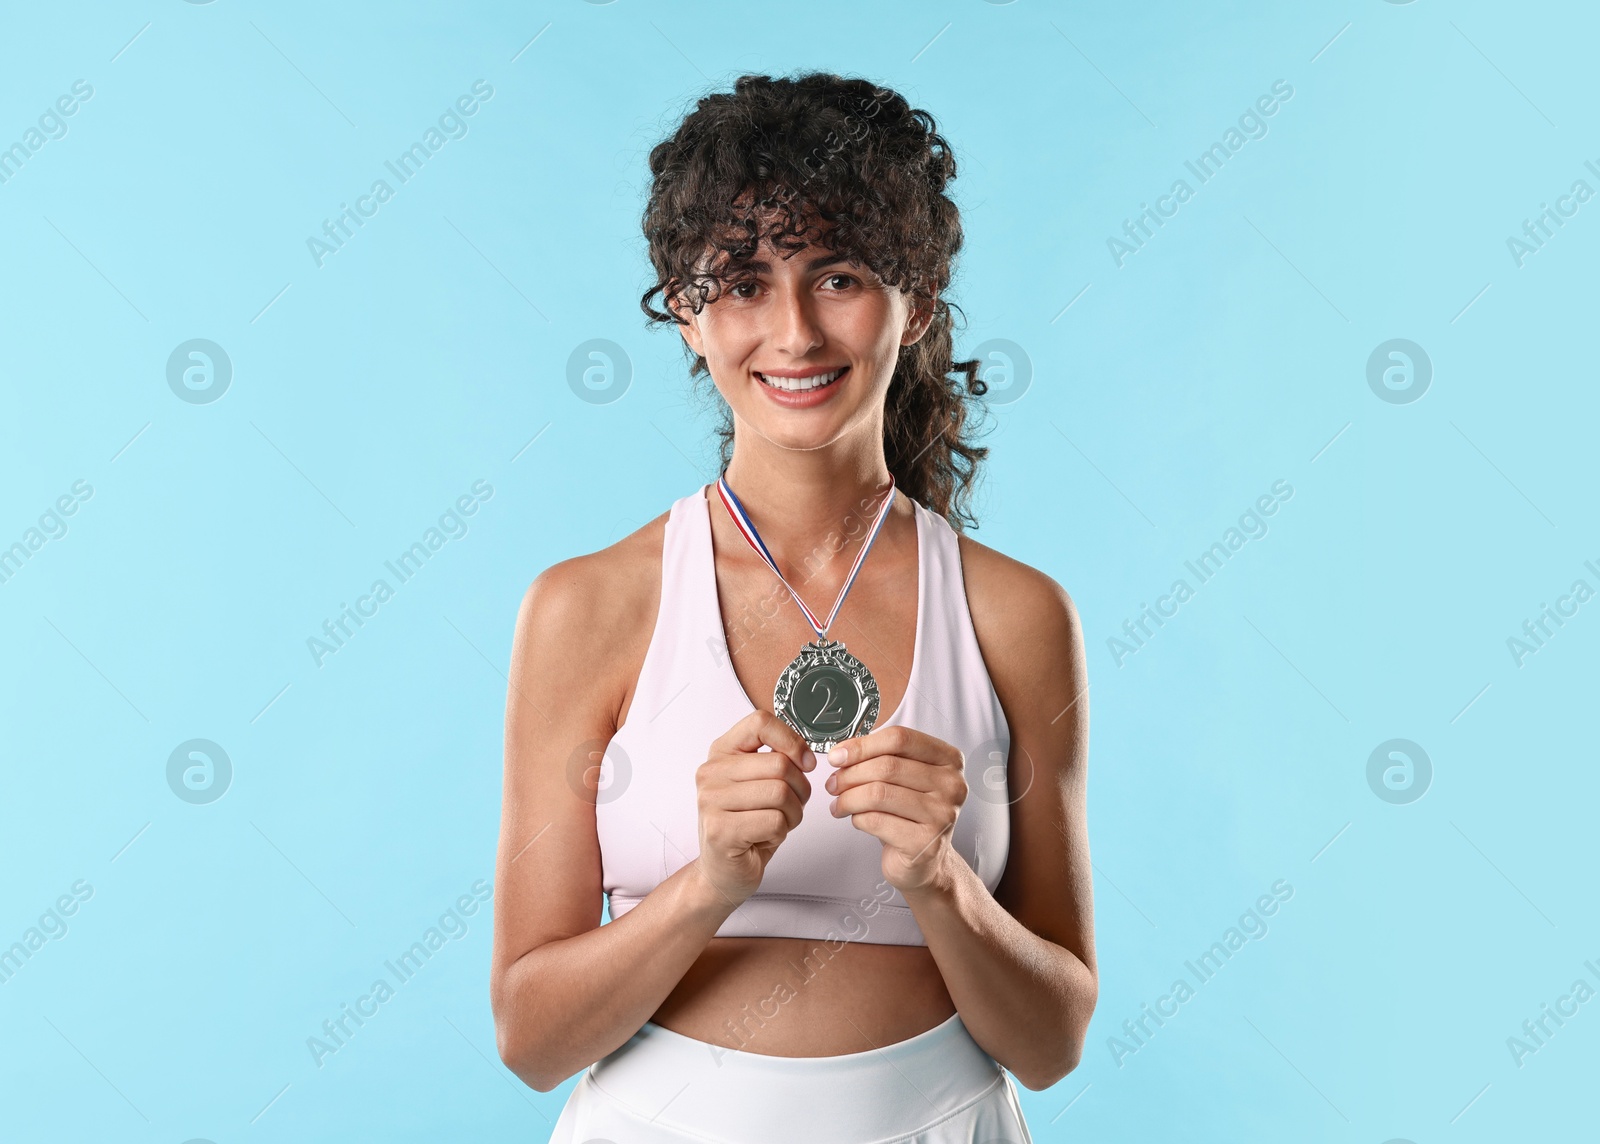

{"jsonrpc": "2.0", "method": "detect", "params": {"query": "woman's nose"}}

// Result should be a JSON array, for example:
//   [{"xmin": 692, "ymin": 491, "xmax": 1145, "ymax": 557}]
[{"xmin": 770, "ymin": 284, "xmax": 824, "ymax": 356}]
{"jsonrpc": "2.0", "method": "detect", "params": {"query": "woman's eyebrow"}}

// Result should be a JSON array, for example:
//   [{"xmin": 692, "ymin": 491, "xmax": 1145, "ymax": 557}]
[{"xmin": 737, "ymin": 254, "xmax": 847, "ymax": 273}]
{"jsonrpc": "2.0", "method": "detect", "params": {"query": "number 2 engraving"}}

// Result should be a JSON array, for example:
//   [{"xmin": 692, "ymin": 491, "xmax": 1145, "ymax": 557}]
[{"xmin": 808, "ymin": 676, "xmax": 846, "ymax": 727}]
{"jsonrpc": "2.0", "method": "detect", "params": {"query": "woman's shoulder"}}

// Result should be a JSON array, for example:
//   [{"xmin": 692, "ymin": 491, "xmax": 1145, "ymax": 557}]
[
  {"xmin": 956, "ymin": 532, "xmax": 1080, "ymax": 636},
  {"xmin": 518, "ymin": 505, "xmax": 673, "ymax": 642},
  {"xmin": 955, "ymin": 532, "xmax": 1086, "ymax": 708},
  {"xmin": 510, "ymin": 505, "xmax": 677, "ymax": 730}
]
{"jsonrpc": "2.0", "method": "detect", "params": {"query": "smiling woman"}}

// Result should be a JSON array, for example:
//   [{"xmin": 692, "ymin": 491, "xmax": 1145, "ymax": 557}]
[{"xmin": 490, "ymin": 71, "xmax": 1096, "ymax": 1143}]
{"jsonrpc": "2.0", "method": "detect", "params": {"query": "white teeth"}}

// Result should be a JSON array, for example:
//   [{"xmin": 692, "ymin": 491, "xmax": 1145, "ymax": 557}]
[{"xmin": 757, "ymin": 367, "xmax": 844, "ymax": 392}]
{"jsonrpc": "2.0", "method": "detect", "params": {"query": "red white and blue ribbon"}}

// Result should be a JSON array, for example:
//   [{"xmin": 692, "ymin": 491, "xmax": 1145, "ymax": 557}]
[{"xmin": 715, "ymin": 474, "xmax": 897, "ymax": 640}]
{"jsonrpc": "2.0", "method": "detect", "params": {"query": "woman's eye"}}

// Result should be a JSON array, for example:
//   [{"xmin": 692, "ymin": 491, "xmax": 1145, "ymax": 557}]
[
  {"xmin": 730, "ymin": 281, "xmax": 759, "ymax": 299},
  {"xmin": 823, "ymin": 273, "xmax": 857, "ymax": 291}
]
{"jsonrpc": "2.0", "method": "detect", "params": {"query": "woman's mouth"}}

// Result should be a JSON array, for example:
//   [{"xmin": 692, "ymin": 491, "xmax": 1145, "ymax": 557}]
[{"xmin": 755, "ymin": 366, "xmax": 849, "ymax": 393}]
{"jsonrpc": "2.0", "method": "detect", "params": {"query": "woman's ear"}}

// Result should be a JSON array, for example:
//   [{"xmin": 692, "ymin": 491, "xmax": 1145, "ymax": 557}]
[
  {"xmin": 900, "ymin": 297, "xmax": 935, "ymax": 347},
  {"xmin": 669, "ymin": 288, "xmax": 706, "ymax": 356}
]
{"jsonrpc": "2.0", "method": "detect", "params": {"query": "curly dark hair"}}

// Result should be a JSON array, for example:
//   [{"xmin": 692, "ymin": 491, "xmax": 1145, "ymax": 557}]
[{"xmin": 638, "ymin": 71, "xmax": 992, "ymax": 531}]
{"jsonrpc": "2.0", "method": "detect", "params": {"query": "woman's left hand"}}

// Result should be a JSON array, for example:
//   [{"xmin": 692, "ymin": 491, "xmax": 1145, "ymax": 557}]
[{"xmin": 824, "ymin": 725, "xmax": 968, "ymax": 895}]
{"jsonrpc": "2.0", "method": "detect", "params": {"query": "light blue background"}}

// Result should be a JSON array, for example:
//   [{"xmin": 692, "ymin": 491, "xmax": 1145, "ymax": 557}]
[{"xmin": 2, "ymin": 1, "xmax": 1595, "ymax": 1141}]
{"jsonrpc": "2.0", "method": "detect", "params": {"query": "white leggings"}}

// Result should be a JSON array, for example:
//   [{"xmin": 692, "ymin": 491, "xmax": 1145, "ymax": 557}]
[{"xmin": 547, "ymin": 1011, "xmax": 1034, "ymax": 1143}]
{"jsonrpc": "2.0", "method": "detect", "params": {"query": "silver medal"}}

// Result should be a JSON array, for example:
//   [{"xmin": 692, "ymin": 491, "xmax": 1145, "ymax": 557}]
[
  {"xmin": 716, "ymin": 473, "xmax": 900, "ymax": 756},
  {"xmin": 773, "ymin": 638, "xmax": 881, "ymax": 753}
]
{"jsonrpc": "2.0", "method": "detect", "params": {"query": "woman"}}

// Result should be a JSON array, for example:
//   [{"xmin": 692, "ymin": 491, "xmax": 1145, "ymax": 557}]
[{"xmin": 491, "ymin": 72, "xmax": 1095, "ymax": 1143}]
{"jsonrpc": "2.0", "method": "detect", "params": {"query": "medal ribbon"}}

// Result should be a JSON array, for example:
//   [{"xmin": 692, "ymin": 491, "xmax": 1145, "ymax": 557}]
[{"xmin": 715, "ymin": 474, "xmax": 897, "ymax": 641}]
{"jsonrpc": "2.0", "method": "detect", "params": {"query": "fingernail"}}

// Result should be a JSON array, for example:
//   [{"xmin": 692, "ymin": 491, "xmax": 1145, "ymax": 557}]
[
  {"xmin": 803, "ymin": 749, "xmax": 817, "ymax": 770},
  {"xmin": 833, "ymin": 745, "xmax": 849, "ymax": 764}
]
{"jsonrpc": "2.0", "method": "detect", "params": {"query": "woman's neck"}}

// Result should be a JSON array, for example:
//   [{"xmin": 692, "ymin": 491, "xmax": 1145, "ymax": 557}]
[{"xmin": 717, "ymin": 436, "xmax": 897, "ymax": 565}]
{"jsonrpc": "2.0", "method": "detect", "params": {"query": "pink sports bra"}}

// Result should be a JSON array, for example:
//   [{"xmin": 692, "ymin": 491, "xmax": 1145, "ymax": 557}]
[{"xmin": 594, "ymin": 484, "xmax": 1011, "ymax": 946}]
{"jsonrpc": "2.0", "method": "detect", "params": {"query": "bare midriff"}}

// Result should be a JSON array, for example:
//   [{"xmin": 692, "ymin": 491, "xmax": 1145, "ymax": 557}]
[{"xmin": 648, "ymin": 936, "xmax": 956, "ymax": 1057}]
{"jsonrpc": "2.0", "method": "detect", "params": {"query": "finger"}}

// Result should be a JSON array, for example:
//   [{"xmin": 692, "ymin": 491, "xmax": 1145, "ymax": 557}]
[
  {"xmin": 845, "ymin": 810, "xmax": 948, "ymax": 858},
  {"xmin": 713, "ymin": 708, "xmax": 817, "ymax": 772},
  {"xmin": 829, "ymin": 725, "xmax": 958, "ymax": 771},
  {"xmin": 708, "ymin": 775, "xmax": 809, "ymax": 817},
  {"xmin": 827, "ymin": 753, "xmax": 943, "ymax": 795},
  {"xmin": 732, "ymin": 803, "xmax": 803, "ymax": 842},
  {"xmin": 832, "ymin": 782, "xmax": 954, "ymax": 829},
  {"xmin": 706, "ymin": 807, "xmax": 798, "ymax": 851},
  {"xmin": 707, "ymin": 747, "xmax": 813, "ymax": 807}
]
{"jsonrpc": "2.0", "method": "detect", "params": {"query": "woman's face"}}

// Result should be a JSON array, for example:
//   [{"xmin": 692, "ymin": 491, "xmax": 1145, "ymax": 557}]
[{"xmin": 674, "ymin": 235, "xmax": 932, "ymax": 454}]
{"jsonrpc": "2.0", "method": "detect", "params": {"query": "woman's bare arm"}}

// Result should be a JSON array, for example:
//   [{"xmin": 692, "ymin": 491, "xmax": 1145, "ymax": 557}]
[
  {"xmin": 900, "ymin": 542, "xmax": 1097, "ymax": 1091},
  {"xmin": 489, "ymin": 546, "xmax": 739, "ymax": 1092},
  {"xmin": 489, "ymin": 533, "xmax": 815, "ymax": 1091}
]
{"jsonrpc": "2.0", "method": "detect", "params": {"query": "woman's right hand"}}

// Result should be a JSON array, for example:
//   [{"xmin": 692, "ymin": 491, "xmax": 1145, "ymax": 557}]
[{"xmin": 693, "ymin": 709, "xmax": 816, "ymax": 907}]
